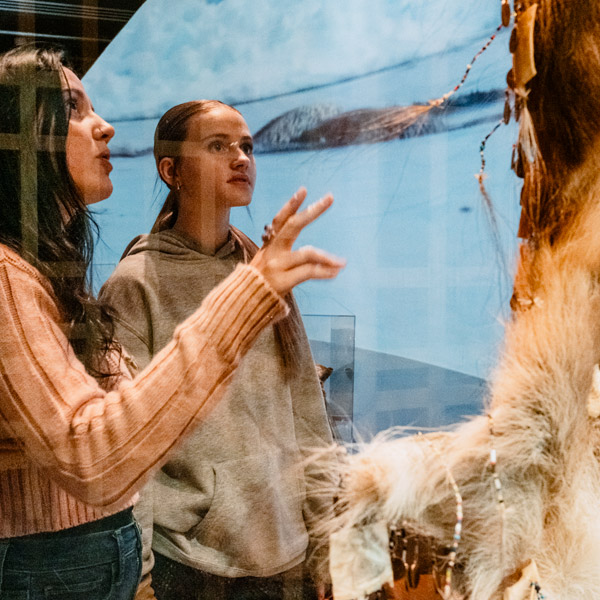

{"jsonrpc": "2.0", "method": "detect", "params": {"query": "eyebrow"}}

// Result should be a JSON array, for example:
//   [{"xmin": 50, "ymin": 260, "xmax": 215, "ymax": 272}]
[
  {"xmin": 62, "ymin": 88, "xmax": 93, "ymax": 110},
  {"xmin": 63, "ymin": 88, "xmax": 82, "ymax": 99},
  {"xmin": 200, "ymin": 133, "xmax": 253, "ymax": 142}
]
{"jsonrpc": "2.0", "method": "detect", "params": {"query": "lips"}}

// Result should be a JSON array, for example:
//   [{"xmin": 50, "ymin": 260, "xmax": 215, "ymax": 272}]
[
  {"xmin": 228, "ymin": 175, "xmax": 250, "ymax": 185},
  {"xmin": 97, "ymin": 149, "xmax": 112, "ymax": 172}
]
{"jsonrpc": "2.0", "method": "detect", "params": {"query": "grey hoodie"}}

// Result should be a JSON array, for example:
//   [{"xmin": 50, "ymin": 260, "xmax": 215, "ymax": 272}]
[{"xmin": 100, "ymin": 229, "xmax": 333, "ymax": 579}]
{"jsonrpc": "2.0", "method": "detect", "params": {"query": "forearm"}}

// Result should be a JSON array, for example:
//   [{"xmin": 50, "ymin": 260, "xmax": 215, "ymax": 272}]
[{"xmin": 0, "ymin": 258, "xmax": 287, "ymax": 508}]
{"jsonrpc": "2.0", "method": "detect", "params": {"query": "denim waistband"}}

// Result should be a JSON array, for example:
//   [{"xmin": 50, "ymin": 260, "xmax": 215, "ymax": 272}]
[
  {"xmin": 0, "ymin": 512, "xmax": 141, "ymax": 594},
  {"xmin": 11, "ymin": 507, "xmax": 135, "ymax": 540},
  {"xmin": 0, "ymin": 510, "xmax": 137, "ymax": 571}
]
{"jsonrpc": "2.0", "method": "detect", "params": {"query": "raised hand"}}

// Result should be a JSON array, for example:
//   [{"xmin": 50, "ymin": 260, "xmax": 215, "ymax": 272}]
[{"xmin": 250, "ymin": 187, "xmax": 345, "ymax": 295}]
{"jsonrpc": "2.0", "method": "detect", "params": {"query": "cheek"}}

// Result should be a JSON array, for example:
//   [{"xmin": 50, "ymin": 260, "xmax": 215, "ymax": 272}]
[
  {"xmin": 65, "ymin": 130, "xmax": 112, "ymax": 204},
  {"xmin": 65, "ymin": 137, "xmax": 84, "ymax": 187},
  {"xmin": 180, "ymin": 157, "xmax": 211, "ymax": 186}
]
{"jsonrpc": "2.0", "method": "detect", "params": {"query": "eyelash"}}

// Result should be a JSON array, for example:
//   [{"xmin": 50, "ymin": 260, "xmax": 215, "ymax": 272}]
[
  {"xmin": 208, "ymin": 141, "xmax": 225, "ymax": 152},
  {"xmin": 64, "ymin": 98, "xmax": 79, "ymax": 117},
  {"xmin": 208, "ymin": 141, "xmax": 254, "ymax": 156}
]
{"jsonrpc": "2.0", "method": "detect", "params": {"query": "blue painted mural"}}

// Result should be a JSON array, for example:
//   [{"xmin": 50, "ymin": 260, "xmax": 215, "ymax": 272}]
[{"xmin": 84, "ymin": 0, "xmax": 521, "ymax": 436}]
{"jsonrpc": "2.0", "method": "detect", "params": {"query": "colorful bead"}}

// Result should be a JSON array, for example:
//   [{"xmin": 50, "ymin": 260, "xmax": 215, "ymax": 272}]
[
  {"xmin": 429, "ymin": 23, "xmax": 503, "ymax": 113},
  {"xmin": 477, "ymin": 120, "xmax": 504, "ymax": 184},
  {"xmin": 419, "ymin": 433, "xmax": 463, "ymax": 599}
]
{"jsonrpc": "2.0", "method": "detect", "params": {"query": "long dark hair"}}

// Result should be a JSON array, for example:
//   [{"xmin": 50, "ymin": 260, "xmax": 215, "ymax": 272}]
[
  {"xmin": 152, "ymin": 100, "xmax": 304, "ymax": 378},
  {"xmin": 0, "ymin": 45, "xmax": 119, "ymax": 376},
  {"xmin": 517, "ymin": 0, "xmax": 600, "ymax": 245}
]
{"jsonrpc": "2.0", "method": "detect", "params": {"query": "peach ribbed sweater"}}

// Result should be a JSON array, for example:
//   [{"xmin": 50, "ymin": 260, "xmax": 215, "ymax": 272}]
[{"xmin": 0, "ymin": 244, "xmax": 287, "ymax": 538}]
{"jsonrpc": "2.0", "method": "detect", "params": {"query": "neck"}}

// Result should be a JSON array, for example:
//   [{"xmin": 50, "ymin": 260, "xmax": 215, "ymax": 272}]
[{"xmin": 173, "ymin": 203, "xmax": 231, "ymax": 255}]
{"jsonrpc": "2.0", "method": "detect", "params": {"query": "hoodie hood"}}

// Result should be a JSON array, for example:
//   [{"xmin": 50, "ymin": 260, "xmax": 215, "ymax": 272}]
[{"xmin": 120, "ymin": 228, "xmax": 242, "ymax": 263}]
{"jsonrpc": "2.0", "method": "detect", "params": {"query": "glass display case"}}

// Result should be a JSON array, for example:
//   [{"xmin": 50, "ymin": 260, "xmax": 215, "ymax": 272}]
[{"xmin": 303, "ymin": 314, "xmax": 356, "ymax": 444}]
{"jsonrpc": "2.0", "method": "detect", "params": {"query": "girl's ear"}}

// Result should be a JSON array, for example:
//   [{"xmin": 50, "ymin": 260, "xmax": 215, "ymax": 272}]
[{"xmin": 158, "ymin": 157, "xmax": 177, "ymax": 188}]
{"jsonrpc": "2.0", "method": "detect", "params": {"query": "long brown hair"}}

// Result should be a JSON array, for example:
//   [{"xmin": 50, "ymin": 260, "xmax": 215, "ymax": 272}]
[
  {"xmin": 516, "ymin": 0, "xmax": 600, "ymax": 247},
  {"xmin": 0, "ymin": 45, "xmax": 119, "ymax": 377},
  {"xmin": 499, "ymin": 0, "xmax": 600, "ymax": 308},
  {"xmin": 152, "ymin": 100, "xmax": 304, "ymax": 378}
]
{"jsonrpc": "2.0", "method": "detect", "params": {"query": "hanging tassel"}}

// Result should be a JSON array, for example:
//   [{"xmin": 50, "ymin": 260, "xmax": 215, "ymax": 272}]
[{"xmin": 517, "ymin": 103, "xmax": 538, "ymax": 165}]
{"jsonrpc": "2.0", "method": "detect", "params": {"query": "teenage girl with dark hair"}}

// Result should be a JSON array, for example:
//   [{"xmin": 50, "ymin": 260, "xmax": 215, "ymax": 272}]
[
  {"xmin": 101, "ymin": 100, "xmax": 336, "ymax": 600},
  {"xmin": 0, "ymin": 45, "xmax": 343, "ymax": 600}
]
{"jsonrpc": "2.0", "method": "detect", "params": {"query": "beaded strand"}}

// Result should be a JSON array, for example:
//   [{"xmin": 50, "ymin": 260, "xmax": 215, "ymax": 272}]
[
  {"xmin": 426, "ymin": 15, "xmax": 513, "ymax": 186},
  {"xmin": 431, "ymin": 0, "xmax": 514, "ymax": 109},
  {"xmin": 419, "ymin": 434, "xmax": 463, "ymax": 599},
  {"xmin": 487, "ymin": 414, "xmax": 505, "ymax": 511},
  {"xmin": 474, "ymin": 0, "xmax": 516, "ymax": 182},
  {"xmin": 430, "ymin": 23, "xmax": 504, "ymax": 109},
  {"xmin": 487, "ymin": 413, "xmax": 507, "ymax": 574},
  {"xmin": 476, "ymin": 119, "xmax": 504, "ymax": 185}
]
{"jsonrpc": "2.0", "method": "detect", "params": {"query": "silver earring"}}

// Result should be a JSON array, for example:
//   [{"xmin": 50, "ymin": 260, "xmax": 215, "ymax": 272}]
[{"xmin": 176, "ymin": 182, "xmax": 181, "ymax": 191}]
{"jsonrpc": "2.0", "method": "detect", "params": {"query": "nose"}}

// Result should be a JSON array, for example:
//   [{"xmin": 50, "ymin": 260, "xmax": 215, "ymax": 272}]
[
  {"xmin": 93, "ymin": 115, "xmax": 115, "ymax": 142},
  {"xmin": 230, "ymin": 143, "xmax": 249, "ymax": 169}
]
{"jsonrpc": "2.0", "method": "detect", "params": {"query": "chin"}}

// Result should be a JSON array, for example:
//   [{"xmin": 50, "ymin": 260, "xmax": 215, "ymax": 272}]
[
  {"xmin": 230, "ymin": 195, "xmax": 253, "ymax": 207},
  {"xmin": 84, "ymin": 181, "xmax": 113, "ymax": 205}
]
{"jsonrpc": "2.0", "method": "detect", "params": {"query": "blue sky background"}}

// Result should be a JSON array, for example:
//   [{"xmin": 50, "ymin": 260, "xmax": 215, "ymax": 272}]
[{"xmin": 85, "ymin": 0, "xmax": 520, "ymax": 389}]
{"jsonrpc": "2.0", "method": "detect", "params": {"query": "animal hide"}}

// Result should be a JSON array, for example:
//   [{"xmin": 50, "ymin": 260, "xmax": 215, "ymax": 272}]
[{"xmin": 321, "ymin": 199, "xmax": 600, "ymax": 599}]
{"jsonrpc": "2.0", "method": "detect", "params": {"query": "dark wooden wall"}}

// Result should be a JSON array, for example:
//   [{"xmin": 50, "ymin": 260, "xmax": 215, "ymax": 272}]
[{"xmin": 0, "ymin": 0, "xmax": 146, "ymax": 74}]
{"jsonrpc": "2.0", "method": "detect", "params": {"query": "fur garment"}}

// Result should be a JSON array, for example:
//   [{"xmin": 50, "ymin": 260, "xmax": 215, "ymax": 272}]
[{"xmin": 322, "ymin": 198, "xmax": 600, "ymax": 599}]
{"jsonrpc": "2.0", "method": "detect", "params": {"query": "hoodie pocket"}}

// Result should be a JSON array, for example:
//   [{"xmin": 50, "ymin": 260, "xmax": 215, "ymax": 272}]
[{"xmin": 191, "ymin": 451, "xmax": 309, "ymax": 572}]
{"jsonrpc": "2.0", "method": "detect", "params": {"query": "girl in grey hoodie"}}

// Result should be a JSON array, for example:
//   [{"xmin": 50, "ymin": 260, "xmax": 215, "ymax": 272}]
[{"xmin": 101, "ymin": 100, "xmax": 335, "ymax": 600}]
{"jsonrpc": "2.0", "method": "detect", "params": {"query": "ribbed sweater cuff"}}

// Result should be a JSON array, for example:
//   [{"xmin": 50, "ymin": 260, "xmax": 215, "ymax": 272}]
[{"xmin": 192, "ymin": 264, "xmax": 289, "ymax": 363}]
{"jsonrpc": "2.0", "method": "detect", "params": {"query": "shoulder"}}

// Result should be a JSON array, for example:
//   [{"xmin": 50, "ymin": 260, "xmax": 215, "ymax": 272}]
[
  {"xmin": 0, "ymin": 244, "xmax": 64, "ymax": 328},
  {"xmin": 0, "ymin": 244, "xmax": 56, "ymax": 298},
  {"xmin": 99, "ymin": 262, "xmax": 154, "ymax": 354},
  {"xmin": 106, "ymin": 254, "xmax": 149, "ymax": 284},
  {"xmin": 102, "ymin": 238, "xmax": 164, "ymax": 295},
  {"xmin": 0, "ymin": 244, "xmax": 46, "ymax": 281},
  {"xmin": 105, "ymin": 231, "xmax": 189, "ymax": 285},
  {"xmin": 100, "ymin": 258, "xmax": 154, "ymax": 308}
]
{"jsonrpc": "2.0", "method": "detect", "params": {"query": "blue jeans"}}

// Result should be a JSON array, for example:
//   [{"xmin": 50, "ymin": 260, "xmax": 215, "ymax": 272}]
[{"xmin": 0, "ymin": 511, "xmax": 142, "ymax": 599}]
